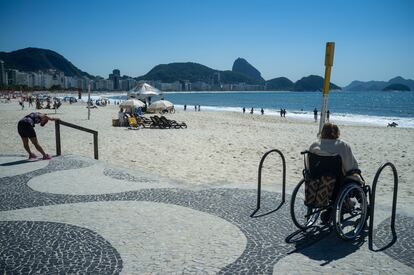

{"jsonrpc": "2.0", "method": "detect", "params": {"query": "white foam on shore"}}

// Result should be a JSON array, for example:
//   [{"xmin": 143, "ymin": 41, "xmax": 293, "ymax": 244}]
[
  {"xmin": 99, "ymin": 93, "xmax": 414, "ymax": 128},
  {"xmin": 174, "ymin": 104, "xmax": 414, "ymax": 128}
]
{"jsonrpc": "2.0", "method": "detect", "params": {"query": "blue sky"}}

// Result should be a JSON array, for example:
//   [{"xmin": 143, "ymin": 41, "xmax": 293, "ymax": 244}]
[{"xmin": 0, "ymin": 0, "xmax": 413, "ymax": 86}]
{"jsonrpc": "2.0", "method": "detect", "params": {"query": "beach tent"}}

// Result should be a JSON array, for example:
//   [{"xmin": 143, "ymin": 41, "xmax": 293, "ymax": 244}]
[
  {"xmin": 147, "ymin": 100, "xmax": 174, "ymax": 113},
  {"xmin": 120, "ymin": 99, "xmax": 145, "ymax": 109},
  {"xmin": 129, "ymin": 83, "xmax": 160, "ymax": 99}
]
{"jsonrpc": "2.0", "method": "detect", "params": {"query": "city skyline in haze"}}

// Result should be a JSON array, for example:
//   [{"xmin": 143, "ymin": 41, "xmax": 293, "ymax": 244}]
[{"xmin": 0, "ymin": 0, "xmax": 413, "ymax": 86}]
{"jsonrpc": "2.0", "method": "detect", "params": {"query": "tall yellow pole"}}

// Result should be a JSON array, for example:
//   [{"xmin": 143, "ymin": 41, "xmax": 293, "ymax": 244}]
[{"xmin": 318, "ymin": 42, "xmax": 335, "ymax": 135}]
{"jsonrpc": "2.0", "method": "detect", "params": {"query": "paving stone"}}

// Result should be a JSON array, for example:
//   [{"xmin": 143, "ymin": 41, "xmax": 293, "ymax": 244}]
[
  {"xmin": 0, "ymin": 220, "xmax": 122, "ymax": 274},
  {"xmin": 373, "ymin": 215, "xmax": 414, "ymax": 268}
]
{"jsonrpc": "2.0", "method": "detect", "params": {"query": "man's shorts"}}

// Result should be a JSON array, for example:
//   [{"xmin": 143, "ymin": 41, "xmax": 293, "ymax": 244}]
[{"xmin": 17, "ymin": 120, "xmax": 36, "ymax": 138}]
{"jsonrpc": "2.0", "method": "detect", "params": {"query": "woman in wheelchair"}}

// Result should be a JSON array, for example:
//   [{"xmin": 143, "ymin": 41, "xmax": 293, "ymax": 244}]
[
  {"xmin": 290, "ymin": 123, "xmax": 368, "ymax": 240},
  {"xmin": 309, "ymin": 123, "xmax": 359, "ymax": 174}
]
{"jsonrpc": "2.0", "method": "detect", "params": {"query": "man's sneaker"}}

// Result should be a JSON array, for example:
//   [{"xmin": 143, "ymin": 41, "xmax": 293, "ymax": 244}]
[
  {"xmin": 28, "ymin": 153, "xmax": 37, "ymax": 160},
  {"xmin": 42, "ymin": 154, "xmax": 52, "ymax": 160}
]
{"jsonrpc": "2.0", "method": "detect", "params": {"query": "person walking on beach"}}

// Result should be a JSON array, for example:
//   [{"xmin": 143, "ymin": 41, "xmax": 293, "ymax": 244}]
[
  {"xmin": 250, "ymin": 108, "xmax": 254, "ymax": 114},
  {"xmin": 313, "ymin": 108, "xmax": 318, "ymax": 122},
  {"xmin": 243, "ymin": 107, "xmax": 245, "ymax": 114},
  {"xmin": 261, "ymin": 108, "xmax": 264, "ymax": 115},
  {"xmin": 17, "ymin": 112, "xmax": 59, "ymax": 160},
  {"xmin": 280, "ymin": 108, "xmax": 283, "ymax": 117},
  {"xmin": 327, "ymin": 110, "xmax": 330, "ymax": 122},
  {"xmin": 283, "ymin": 109, "xmax": 286, "ymax": 117},
  {"xmin": 184, "ymin": 104, "xmax": 187, "ymax": 111},
  {"xmin": 28, "ymin": 96, "xmax": 33, "ymax": 107},
  {"xmin": 198, "ymin": 105, "xmax": 201, "ymax": 112},
  {"xmin": 19, "ymin": 100, "xmax": 24, "ymax": 110}
]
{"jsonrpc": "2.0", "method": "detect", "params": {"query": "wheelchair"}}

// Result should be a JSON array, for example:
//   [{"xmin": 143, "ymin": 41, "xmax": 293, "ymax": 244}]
[{"xmin": 290, "ymin": 151, "xmax": 369, "ymax": 241}]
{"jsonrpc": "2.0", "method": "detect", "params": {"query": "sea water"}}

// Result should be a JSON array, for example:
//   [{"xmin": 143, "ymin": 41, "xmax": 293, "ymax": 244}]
[{"xmin": 106, "ymin": 90, "xmax": 414, "ymax": 128}]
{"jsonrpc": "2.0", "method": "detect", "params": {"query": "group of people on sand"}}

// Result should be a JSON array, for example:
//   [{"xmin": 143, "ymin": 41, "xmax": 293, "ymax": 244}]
[
  {"xmin": 242, "ymin": 107, "xmax": 284, "ymax": 117},
  {"xmin": 183, "ymin": 104, "xmax": 201, "ymax": 112},
  {"xmin": 19, "ymin": 96, "xmax": 62, "ymax": 110},
  {"xmin": 117, "ymin": 106, "xmax": 145, "ymax": 127},
  {"xmin": 242, "ymin": 107, "xmax": 266, "ymax": 115},
  {"xmin": 313, "ymin": 108, "xmax": 330, "ymax": 122}
]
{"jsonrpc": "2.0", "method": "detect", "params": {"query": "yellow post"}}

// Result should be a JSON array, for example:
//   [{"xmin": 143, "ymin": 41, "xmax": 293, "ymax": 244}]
[{"xmin": 318, "ymin": 42, "xmax": 335, "ymax": 135}]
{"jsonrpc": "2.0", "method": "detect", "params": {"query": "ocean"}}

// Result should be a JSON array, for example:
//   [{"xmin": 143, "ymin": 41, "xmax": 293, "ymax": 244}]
[{"xmin": 103, "ymin": 90, "xmax": 414, "ymax": 128}]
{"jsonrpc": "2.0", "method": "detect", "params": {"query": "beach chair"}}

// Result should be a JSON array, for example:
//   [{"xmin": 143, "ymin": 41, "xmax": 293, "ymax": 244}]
[
  {"xmin": 136, "ymin": 116, "xmax": 152, "ymax": 128},
  {"xmin": 153, "ymin": 115, "xmax": 176, "ymax": 129},
  {"xmin": 128, "ymin": 116, "xmax": 140, "ymax": 129},
  {"xmin": 150, "ymin": 116, "xmax": 166, "ymax": 128},
  {"xmin": 160, "ymin": 116, "xmax": 187, "ymax": 129}
]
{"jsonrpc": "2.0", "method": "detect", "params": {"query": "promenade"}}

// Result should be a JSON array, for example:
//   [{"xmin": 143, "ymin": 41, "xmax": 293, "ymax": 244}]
[{"xmin": 1, "ymin": 154, "xmax": 413, "ymax": 274}]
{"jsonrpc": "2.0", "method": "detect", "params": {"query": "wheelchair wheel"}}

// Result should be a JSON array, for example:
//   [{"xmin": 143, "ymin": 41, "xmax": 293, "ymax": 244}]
[
  {"xmin": 290, "ymin": 179, "xmax": 320, "ymax": 230},
  {"xmin": 333, "ymin": 182, "xmax": 368, "ymax": 240}
]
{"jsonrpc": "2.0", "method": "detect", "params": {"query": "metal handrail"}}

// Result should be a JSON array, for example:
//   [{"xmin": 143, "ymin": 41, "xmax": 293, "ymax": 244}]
[
  {"xmin": 368, "ymin": 162, "xmax": 398, "ymax": 251},
  {"xmin": 55, "ymin": 120, "xmax": 99, "ymax": 160},
  {"xmin": 250, "ymin": 149, "xmax": 286, "ymax": 217}
]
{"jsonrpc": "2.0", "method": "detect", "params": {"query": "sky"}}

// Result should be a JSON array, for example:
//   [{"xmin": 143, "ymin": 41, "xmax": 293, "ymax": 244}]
[{"xmin": 0, "ymin": 0, "xmax": 413, "ymax": 86}]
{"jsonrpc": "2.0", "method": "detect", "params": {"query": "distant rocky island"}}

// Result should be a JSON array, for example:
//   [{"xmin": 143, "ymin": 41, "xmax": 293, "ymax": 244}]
[
  {"xmin": 343, "ymin": 76, "xmax": 414, "ymax": 91},
  {"xmin": 0, "ymin": 47, "xmax": 412, "ymax": 92}
]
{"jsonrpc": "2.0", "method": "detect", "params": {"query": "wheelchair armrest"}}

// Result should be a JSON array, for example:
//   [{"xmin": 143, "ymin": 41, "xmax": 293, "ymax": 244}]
[
  {"xmin": 301, "ymin": 150, "xmax": 310, "ymax": 155},
  {"xmin": 345, "ymin": 169, "xmax": 362, "ymax": 176},
  {"xmin": 344, "ymin": 169, "xmax": 365, "ymax": 185}
]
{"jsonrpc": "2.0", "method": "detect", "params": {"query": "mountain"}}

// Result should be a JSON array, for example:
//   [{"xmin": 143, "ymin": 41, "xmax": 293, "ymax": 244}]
[
  {"xmin": 265, "ymin": 77, "xmax": 294, "ymax": 91},
  {"xmin": 232, "ymin": 58, "xmax": 265, "ymax": 82},
  {"xmin": 382, "ymin": 83, "xmax": 410, "ymax": 91},
  {"xmin": 293, "ymin": 75, "xmax": 341, "ymax": 91},
  {"xmin": 343, "ymin": 76, "xmax": 414, "ymax": 91},
  {"xmin": 138, "ymin": 62, "xmax": 341, "ymax": 91},
  {"xmin": 0, "ymin": 47, "xmax": 93, "ymax": 78},
  {"xmin": 343, "ymin": 80, "xmax": 388, "ymax": 91},
  {"xmin": 137, "ymin": 62, "xmax": 260, "ymax": 84}
]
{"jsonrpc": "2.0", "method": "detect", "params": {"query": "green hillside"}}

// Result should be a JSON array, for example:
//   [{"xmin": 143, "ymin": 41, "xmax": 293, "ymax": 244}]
[
  {"xmin": 137, "ymin": 62, "xmax": 259, "ymax": 84},
  {"xmin": 0, "ymin": 47, "xmax": 92, "ymax": 78}
]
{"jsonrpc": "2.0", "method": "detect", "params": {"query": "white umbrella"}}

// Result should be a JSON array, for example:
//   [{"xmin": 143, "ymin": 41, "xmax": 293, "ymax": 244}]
[
  {"xmin": 120, "ymin": 99, "xmax": 145, "ymax": 109},
  {"xmin": 147, "ymin": 100, "xmax": 174, "ymax": 113}
]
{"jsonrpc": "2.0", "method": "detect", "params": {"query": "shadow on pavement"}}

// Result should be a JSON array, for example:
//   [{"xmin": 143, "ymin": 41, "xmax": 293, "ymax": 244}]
[
  {"xmin": 286, "ymin": 227, "xmax": 366, "ymax": 266},
  {"xmin": 0, "ymin": 159, "xmax": 40, "ymax": 166}
]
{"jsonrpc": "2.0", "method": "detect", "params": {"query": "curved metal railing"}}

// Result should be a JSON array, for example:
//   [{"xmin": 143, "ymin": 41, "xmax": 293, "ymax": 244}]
[
  {"xmin": 250, "ymin": 149, "xmax": 286, "ymax": 217},
  {"xmin": 368, "ymin": 162, "xmax": 398, "ymax": 251}
]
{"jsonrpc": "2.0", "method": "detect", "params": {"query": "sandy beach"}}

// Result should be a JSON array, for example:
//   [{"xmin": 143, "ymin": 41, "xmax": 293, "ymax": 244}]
[{"xmin": 1, "ymin": 99, "xmax": 413, "ymax": 213}]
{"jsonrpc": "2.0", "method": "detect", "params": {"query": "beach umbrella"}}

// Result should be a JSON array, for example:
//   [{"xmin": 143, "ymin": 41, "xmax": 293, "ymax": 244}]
[
  {"xmin": 120, "ymin": 99, "xmax": 145, "ymax": 109},
  {"xmin": 147, "ymin": 100, "xmax": 174, "ymax": 113}
]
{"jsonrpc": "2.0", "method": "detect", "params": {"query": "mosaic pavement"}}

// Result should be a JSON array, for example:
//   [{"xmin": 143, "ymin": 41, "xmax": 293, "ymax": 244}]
[{"xmin": 0, "ymin": 155, "xmax": 413, "ymax": 274}]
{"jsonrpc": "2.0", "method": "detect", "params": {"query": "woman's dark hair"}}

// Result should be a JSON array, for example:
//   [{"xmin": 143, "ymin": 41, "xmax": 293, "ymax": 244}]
[{"xmin": 321, "ymin": 123, "xmax": 340, "ymax": 139}]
